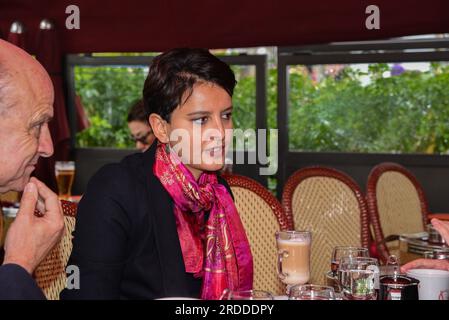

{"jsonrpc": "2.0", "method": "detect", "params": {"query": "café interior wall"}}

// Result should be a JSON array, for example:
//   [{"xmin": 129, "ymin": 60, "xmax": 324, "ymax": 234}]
[
  {"xmin": 284, "ymin": 152, "xmax": 449, "ymax": 214},
  {"xmin": 72, "ymin": 147, "xmax": 449, "ymax": 215}
]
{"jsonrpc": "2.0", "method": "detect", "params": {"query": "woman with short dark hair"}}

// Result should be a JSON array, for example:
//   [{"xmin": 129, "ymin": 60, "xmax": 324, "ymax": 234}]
[{"xmin": 61, "ymin": 48, "xmax": 253, "ymax": 300}]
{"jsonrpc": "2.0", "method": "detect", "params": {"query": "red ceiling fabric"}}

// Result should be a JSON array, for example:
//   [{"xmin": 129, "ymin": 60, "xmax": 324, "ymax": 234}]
[
  {"xmin": 0, "ymin": 0, "xmax": 448, "ymax": 53},
  {"xmin": 35, "ymin": 24, "xmax": 71, "ymax": 147}
]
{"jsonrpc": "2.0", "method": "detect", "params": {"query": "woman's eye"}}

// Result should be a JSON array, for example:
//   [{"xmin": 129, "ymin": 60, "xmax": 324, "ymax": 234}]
[
  {"xmin": 193, "ymin": 117, "xmax": 208, "ymax": 125},
  {"xmin": 222, "ymin": 112, "xmax": 232, "ymax": 120}
]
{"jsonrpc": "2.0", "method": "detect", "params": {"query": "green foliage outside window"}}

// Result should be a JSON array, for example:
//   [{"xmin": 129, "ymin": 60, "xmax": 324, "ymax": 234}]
[
  {"xmin": 75, "ymin": 65, "xmax": 258, "ymax": 148},
  {"xmin": 288, "ymin": 62, "xmax": 449, "ymax": 153},
  {"xmin": 75, "ymin": 66, "xmax": 147, "ymax": 148},
  {"xmin": 75, "ymin": 62, "xmax": 449, "ymax": 154}
]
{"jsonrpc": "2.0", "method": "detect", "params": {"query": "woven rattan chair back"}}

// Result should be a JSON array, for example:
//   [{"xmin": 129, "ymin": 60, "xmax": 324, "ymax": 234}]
[
  {"xmin": 224, "ymin": 174, "xmax": 292, "ymax": 295},
  {"xmin": 34, "ymin": 200, "xmax": 77, "ymax": 300},
  {"xmin": 282, "ymin": 167, "xmax": 370, "ymax": 285},
  {"xmin": 367, "ymin": 163, "xmax": 428, "ymax": 262}
]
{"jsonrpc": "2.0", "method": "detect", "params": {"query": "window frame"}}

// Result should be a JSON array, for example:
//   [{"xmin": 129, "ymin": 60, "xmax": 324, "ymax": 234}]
[
  {"xmin": 277, "ymin": 38, "xmax": 449, "ymax": 194},
  {"xmin": 65, "ymin": 54, "xmax": 267, "ymax": 150}
]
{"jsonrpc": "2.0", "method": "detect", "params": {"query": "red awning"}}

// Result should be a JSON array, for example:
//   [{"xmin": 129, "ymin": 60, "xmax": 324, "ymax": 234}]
[{"xmin": 1, "ymin": 0, "xmax": 448, "ymax": 53}]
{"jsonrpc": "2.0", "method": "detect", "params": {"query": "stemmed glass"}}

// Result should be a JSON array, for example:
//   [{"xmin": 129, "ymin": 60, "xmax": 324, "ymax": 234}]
[{"xmin": 331, "ymin": 246, "xmax": 369, "ymax": 277}]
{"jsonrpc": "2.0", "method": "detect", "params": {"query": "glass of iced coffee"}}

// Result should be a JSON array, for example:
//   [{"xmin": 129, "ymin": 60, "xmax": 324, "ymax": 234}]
[{"xmin": 275, "ymin": 230, "xmax": 312, "ymax": 294}]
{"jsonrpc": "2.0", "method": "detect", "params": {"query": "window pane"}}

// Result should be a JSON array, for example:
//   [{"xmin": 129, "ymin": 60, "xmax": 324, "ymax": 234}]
[
  {"xmin": 288, "ymin": 62, "xmax": 449, "ymax": 154},
  {"xmin": 231, "ymin": 65, "xmax": 256, "ymax": 131},
  {"xmin": 75, "ymin": 65, "xmax": 148, "ymax": 148},
  {"xmin": 75, "ymin": 64, "xmax": 257, "ymax": 149}
]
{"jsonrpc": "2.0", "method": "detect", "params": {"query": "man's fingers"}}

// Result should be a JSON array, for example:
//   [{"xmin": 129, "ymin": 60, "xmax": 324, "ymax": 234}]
[
  {"xmin": 17, "ymin": 182, "xmax": 38, "ymax": 218},
  {"xmin": 431, "ymin": 218, "xmax": 449, "ymax": 243},
  {"xmin": 401, "ymin": 258, "xmax": 449, "ymax": 273},
  {"xmin": 401, "ymin": 259, "xmax": 432, "ymax": 272},
  {"xmin": 29, "ymin": 177, "xmax": 62, "ymax": 218},
  {"xmin": 401, "ymin": 260, "xmax": 420, "ymax": 273}
]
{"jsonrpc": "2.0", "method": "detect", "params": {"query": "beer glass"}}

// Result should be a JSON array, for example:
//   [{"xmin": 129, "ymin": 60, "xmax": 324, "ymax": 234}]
[{"xmin": 55, "ymin": 161, "xmax": 75, "ymax": 200}]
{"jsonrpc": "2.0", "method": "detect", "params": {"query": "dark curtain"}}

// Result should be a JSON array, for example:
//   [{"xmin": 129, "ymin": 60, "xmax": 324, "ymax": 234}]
[
  {"xmin": 6, "ymin": 22, "xmax": 26, "ymax": 49},
  {"xmin": 6, "ymin": 32, "xmax": 26, "ymax": 49},
  {"xmin": 75, "ymin": 95, "xmax": 90, "ymax": 131},
  {"xmin": 33, "ymin": 23, "xmax": 71, "ymax": 192}
]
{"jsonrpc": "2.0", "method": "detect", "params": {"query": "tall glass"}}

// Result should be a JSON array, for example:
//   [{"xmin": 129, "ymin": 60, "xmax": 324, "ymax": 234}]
[
  {"xmin": 331, "ymin": 246, "xmax": 369, "ymax": 277},
  {"xmin": 55, "ymin": 161, "xmax": 75, "ymax": 200},
  {"xmin": 276, "ymin": 230, "xmax": 312, "ymax": 293},
  {"xmin": 338, "ymin": 256, "xmax": 379, "ymax": 300}
]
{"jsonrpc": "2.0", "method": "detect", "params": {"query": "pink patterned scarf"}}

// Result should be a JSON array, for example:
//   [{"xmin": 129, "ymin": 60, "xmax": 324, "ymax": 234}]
[{"xmin": 153, "ymin": 143, "xmax": 253, "ymax": 299}]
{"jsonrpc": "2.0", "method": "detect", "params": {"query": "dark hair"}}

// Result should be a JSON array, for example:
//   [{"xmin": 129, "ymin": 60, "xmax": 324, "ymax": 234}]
[
  {"xmin": 127, "ymin": 99, "xmax": 147, "ymax": 123},
  {"xmin": 142, "ymin": 48, "xmax": 236, "ymax": 122}
]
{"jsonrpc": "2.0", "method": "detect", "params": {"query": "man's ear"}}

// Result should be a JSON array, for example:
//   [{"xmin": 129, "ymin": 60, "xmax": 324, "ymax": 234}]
[{"xmin": 149, "ymin": 114, "xmax": 170, "ymax": 143}]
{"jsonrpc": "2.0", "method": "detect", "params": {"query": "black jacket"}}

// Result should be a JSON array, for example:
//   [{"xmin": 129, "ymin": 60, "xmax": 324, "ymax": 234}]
[
  {"xmin": 0, "ymin": 264, "xmax": 45, "ymax": 300},
  {"xmin": 60, "ymin": 143, "xmax": 232, "ymax": 299}
]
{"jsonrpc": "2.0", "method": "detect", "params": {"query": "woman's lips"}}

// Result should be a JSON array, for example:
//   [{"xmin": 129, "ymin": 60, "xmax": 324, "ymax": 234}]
[{"xmin": 204, "ymin": 146, "xmax": 225, "ymax": 157}]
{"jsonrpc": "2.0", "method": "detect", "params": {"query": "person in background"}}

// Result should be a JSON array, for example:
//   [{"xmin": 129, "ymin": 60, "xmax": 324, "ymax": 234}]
[
  {"xmin": 0, "ymin": 39, "xmax": 64, "ymax": 299},
  {"xmin": 127, "ymin": 100, "xmax": 155, "ymax": 152},
  {"xmin": 401, "ymin": 218, "xmax": 449, "ymax": 272}
]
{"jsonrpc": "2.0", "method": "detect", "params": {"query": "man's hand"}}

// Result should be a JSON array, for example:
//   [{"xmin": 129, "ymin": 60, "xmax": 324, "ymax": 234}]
[
  {"xmin": 431, "ymin": 218, "xmax": 449, "ymax": 244},
  {"xmin": 401, "ymin": 259, "xmax": 449, "ymax": 273},
  {"xmin": 2, "ymin": 177, "xmax": 64, "ymax": 274}
]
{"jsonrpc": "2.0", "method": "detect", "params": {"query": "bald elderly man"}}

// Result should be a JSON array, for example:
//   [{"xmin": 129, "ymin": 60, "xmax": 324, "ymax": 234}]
[{"xmin": 0, "ymin": 39, "xmax": 64, "ymax": 299}]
